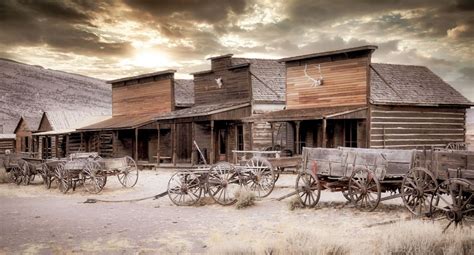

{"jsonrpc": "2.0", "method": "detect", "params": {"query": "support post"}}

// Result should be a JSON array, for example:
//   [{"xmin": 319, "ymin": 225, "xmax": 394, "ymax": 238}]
[
  {"xmin": 191, "ymin": 122, "xmax": 196, "ymax": 165},
  {"xmin": 270, "ymin": 122, "xmax": 275, "ymax": 149},
  {"xmin": 295, "ymin": 121, "xmax": 301, "ymax": 155},
  {"xmin": 80, "ymin": 133, "xmax": 84, "ymax": 152},
  {"xmin": 172, "ymin": 122, "xmax": 177, "ymax": 166},
  {"xmin": 65, "ymin": 134, "xmax": 69, "ymax": 157},
  {"xmin": 134, "ymin": 128, "xmax": 138, "ymax": 162},
  {"xmin": 210, "ymin": 120, "xmax": 215, "ymax": 164},
  {"xmin": 156, "ymin": 123, "xmax": 160, "ymax": 167},
  {"xmin": 322, "ymin": 118, "xmax": 327, "ymax": 148}
]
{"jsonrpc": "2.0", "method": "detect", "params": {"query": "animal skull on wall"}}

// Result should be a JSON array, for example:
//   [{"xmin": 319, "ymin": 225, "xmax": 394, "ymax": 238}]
[
  {"xmin": 215, "ymin": 77, "xmax": 223, "ymax": 88},
  {"xmin": 304, "ymin": 64, "xmax": 324, "ymax": 87}
]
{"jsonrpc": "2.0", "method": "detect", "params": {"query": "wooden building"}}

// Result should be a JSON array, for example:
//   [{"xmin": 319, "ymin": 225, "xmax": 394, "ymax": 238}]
[
  {"xmin": 154, "ymin": 55, "xmax": 286, "ymax": 164},
  {"xmin": 0, "ymin": 134, "xmax": 16, "ymax": 154},
  {"xmin": 13, "ymin": 116, "xmax": 41, "ymax": 154},
  {"xmin": 32, "ymin": 111, "xmax": 110, "ymax": 158},
  {"xmin": 78, "ymin": 70, "xmax": 194, "ymax": 164},
  {"xmin": 253, "ymin": 45, "xmax": 473, "ymax": 153}
]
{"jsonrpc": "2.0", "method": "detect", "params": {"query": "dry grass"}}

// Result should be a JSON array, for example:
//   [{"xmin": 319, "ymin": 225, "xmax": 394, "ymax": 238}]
[
  {"xmin": 287, "ymin": 196, "xmax": 304, "ymax": 211},
  {"xmin": 0, "ymin": 167, "xmax": 10, "ymax": 184},
  {"xmin": 235, "ymin": 189, "xmax": 256, "ymax": 209}
]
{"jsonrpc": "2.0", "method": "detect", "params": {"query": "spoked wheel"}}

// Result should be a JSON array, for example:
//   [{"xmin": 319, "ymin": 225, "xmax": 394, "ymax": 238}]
[
  {"xmin": 341, "ymin": 190, "xmax": 352, "ymax": 202},
  {"xmin": 429, "ymin": 178, "xmax": 474, "ymax": 232},
  {"xmin": 295, "ymin": 171, "xmax": 321, "ymax": 208},
  {"xmin": 348, "ymin": 167, "xmax": 381, "ymax": 212},
  {"xmin": 167, "ymin": 171, "xmax": 202, "ymax": 206},
  {"xmin": 10, "ymin": 166, "xmax": 23, "ymax": 185},
  {"xmin": 83, "ymin": 161, "xmax": 107, "ymax": 194},
  {"xmin": 244, "ymin": 157, "xmax": 275, "ymax": 198},
  {"xmin": 55, "ymin": 163, "xmax": 69, "ymax": 194},
  {"xmin": 41, "ymin": 164, "xmax": 52, "ymax": 189},
  {"xmin": 401, "ymin": 167, "xmax": 438, "ymax": 216},
  {"xmin": 207, "ymin": 162, "xmax": 241, "ymax": 205},
  {"xmin": 117, "ymin": 156, "xmax": 139, "ymax": 188},
  {"xmin": 20, "ymin": 161, "xmax": 30, "ymax": 186}
]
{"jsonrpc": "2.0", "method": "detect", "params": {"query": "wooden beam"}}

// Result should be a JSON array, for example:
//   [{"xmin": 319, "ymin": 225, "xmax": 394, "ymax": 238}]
[
  {"xmin": 172, "ymin": 122, "xmax": 177, "ymax": 166},
  {"xmin": 65, "ymin": 134, "xmax": 70, "ymax": 157},
  {"xmin": 271, "ymin": 123, "xmax": 275, "ymax": 149},
  {"xmin": 322, "ymin": 118, "xmax": 327, "ymax": 148},
  {"xmin": 295, "ymin": 121, "xmax": 301, "ymax": 154},
  {"xmin": 191, "ymin": 122, "xmax": 195, "ymax": 165},
  {"xmin": 80, "ymin": 132, "xmax": 84, "ymax": 152},
  {"xmin": 134, "ymin": 128, "xmax": 138, "ymax": 162},
  {"xmin": 156, "ymin": 123, "xmax": 160, "ymax": 167},
  {"xmin": 210, "ymin": 120, "xmax": 215, "ymax": 164}
]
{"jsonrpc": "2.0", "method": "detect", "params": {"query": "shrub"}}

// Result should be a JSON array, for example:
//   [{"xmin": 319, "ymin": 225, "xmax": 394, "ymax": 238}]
[
  {"xmin": 235, "ymin": 189, "xmax": 256, "ymax": 209},
  {"xmin": 0, "ymin": 167, "xmax": 10, "ymax": 184},
  {"xmin": 287, "ymin": 196, "xmax": 304, "ymax": 211}
]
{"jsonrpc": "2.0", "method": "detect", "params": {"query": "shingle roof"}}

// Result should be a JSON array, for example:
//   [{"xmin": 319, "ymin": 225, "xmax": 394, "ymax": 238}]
[
  {"xmin": 78, "ymin": 114, "xmax": 155, "ymax": 131},
  {"xmin": 154, "ymin": 101, "xmax": 250, "ymax": 120},
  {"xmin": 370, "ymin": 63, "xmax": 472, "ymax": 106},
  {"xmin": 13, "ymin": 115, "xmax": 42, "ymax": 133},
  {"xmin": 232, "ymin": 58, "xmax": 286, "ymax": 103},
  {"xmin": 174, "ymin": 79, "xmax": 194, "ymax": 107},
  {"xmin": 44, "ymin": 111, "xmax": 111, "ymax": 131}
]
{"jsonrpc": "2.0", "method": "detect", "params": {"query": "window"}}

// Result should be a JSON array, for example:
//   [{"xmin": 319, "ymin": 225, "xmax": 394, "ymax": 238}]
[
  {"xmin": 219, "ymin": 129, "xmax": 226, "ymax": 154},
  {"xmin": 237, "ymin": 125, "xmax": 244, "ymax": 150},
  {"xmin": 344, "ymin": 120, "xmax": 358, "ymax": 148}
]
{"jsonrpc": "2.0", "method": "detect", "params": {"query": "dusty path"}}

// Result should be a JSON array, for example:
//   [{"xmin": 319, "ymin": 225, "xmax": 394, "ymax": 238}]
[{"xmin": 0, "ymin": 169, "xmax": 458, "ymax": 254}]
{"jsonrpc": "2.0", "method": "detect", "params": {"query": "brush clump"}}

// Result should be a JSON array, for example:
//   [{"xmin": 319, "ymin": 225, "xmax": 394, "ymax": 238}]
[{"xmin": 235, "ymin": 189, "xmax": 256, "ymax": 209}]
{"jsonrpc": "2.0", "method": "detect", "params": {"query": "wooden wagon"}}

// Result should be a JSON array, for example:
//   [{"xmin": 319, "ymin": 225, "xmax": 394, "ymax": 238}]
[{"xmin": 167, "ymin": 142, "xmax": 277, "ymax": 206}]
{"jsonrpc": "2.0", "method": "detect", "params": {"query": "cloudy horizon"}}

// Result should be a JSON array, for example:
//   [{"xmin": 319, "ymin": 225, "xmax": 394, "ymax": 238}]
[{"xmin": 1, "ymin": 0, "xmax": 472, "ymax": 100}]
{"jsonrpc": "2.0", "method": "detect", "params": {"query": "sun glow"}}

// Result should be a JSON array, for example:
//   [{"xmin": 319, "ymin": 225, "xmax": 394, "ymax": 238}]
[{"xmin": 119, "ymin": 50, "xmax": 172, "ymax": 68}]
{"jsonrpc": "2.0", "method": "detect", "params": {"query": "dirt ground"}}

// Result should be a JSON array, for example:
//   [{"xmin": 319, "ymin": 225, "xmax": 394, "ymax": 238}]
[{"xmin": 0, "ymin": 169, "xmax": 467, "ymax": 254}]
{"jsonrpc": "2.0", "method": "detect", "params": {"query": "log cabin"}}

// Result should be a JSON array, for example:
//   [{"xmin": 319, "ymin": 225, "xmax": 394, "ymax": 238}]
[
  {"xmin": 153, "ymin": 55, "xmax": 286, "ymax": 165},
  {"xmin": 251, "ymin": 45, "xmax": 473, "ymax": 153},
  {"xmin": 77, "ymin": 70, "xmax": 194, "ymax": 165},
  {"xmin": 13, "ymin": 116, "xmax": 41, "ymax": 154},
  {"xmin": 0, "ymin": 134, "xmax": 16, "ymax": 154}
]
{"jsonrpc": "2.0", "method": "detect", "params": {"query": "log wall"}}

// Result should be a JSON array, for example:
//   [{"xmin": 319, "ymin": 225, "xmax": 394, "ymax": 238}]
[
  {"xmin": 0, "ymin": 139, "xmax": 15, "ymax": 154},
  {"xmin": 370, "ymin": 105, "xmax": 466, "ymax": 149},
  {"xmin": 286, "ymin": 57, "xmax": 368, "ymax": 109}
]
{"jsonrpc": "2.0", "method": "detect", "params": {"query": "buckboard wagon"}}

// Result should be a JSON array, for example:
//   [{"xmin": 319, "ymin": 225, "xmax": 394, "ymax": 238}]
[{"xmin": 296, "ymin": 146, "xmax": 474, "ymax": 228}]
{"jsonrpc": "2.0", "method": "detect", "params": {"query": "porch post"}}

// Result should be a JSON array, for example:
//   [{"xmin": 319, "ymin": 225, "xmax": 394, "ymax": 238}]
[
  {"xmin": 295, "ymin": 121, "xmax": 301, "ymax": 155},
  {"xmin": 322, "ymin": 118, "xmax": 327, "ymax": 148},
  {"xmin": 172, "ymin": 122, "xmax": 177, "ymax": 166},
  {"xmin": 65, "ymin": 134, "xmax": 70, "ymax": 157},
  {"xmin": 191, "ymin": 122, "xmax": 196, "ymax": 165},
  {"xmin": 210, "ymin": 120, "xmax": 215, "ymax": 164},
  {"xmin": 156, "ymin": 123, "xmax": 160, "ymax": 167},
  {"xmin": 134, "ymin": 128, "xmax": 138, "ymax": 162},
  {"xmin": 270, "ymin": 122, "xmax": 275, "ymax": 149},
  {"xmin": 80, "ymin": 132, "xmax": 84, "ymax": 152}
]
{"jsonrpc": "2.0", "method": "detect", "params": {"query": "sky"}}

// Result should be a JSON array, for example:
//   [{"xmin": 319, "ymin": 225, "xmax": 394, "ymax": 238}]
[{"xmin": 0, "ymin": 0, "xmax": 473, "ymax": 100}]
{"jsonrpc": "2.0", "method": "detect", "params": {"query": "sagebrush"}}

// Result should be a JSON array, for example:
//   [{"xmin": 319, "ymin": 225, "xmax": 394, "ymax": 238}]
[{"xmin": 235, "ymin": 189, "xmax": 256, "ymax": 209}]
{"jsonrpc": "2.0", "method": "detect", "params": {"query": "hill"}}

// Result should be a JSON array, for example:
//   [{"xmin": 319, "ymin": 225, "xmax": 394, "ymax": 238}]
[{"xmin": 0, "ymin": 58, "xmax": 111, "ymax": 133}]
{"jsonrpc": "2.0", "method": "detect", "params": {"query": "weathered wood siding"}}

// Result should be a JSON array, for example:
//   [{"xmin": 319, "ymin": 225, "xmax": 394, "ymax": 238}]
[
  {"xmin": 194, "ymin": 66, "xmax": 250, "ymax": 105},
  {"xmin": 112, "ymin": 78, "xmax": 173, "ymax": 116},
  {"xmin": 0, "ymin": 139, "xmax": 15, "ymax": 154},
  {"xmin": 370, "ymin": 105, "xmax": 466, "ymax": 149},
  {"xmin": 15, "ymin": 119, "xmax": 33, "ymax": 152},
  {"xmin": 467, "ymin": 124, "xmax": 474, "ymax": 151},
  {"xmin": 286, "ymin": 57, "xmax": 368, "ymax": 109}
]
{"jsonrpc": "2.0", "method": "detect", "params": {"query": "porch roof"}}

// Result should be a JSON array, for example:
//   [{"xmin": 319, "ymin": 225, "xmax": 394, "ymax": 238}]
[
  {"xmin": 154, "ymin": 101, "xmax": 250, "ymax": 121},
  {"xmin": 78, "ymin": 114, "xmax": 157, "ymax": 131},
  {"xmin": 245, "ymin": 105, "xmax": 368, "ymax": 122}
]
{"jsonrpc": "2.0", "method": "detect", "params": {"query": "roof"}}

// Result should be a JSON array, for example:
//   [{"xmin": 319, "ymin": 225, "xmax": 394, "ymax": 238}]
[
  {"xmin": 34, "ymin": 115, "xmax": 111, "ymax": 135},
  {"xmin": 13, "ymin": 115, "xmax": 42, "ymax": 133},
  {"xmin": 279, "ymin": 45, "xmax": 378, "ymax": 63},
  {"xmin": 154, "ymin": 101, "xmax": 250, "ymax": 120},
  {"xmin": 43, "ymin": 111, "xmax": 111, "ymax": 131},
  {"xmin": 246, "ymin": 106, "xmax": 368, "ymax": 122},
  {"xmin": 174, "ymin": 79, "xmax": 194, "ymax": 107},
  {"xmin": 232, "ymin": 58, "xmax": 286, "ymax": 103},
  {"xmin": 0, "ymin": 134, "xmax": 15, "ymax": 139},
  {"xmin": 108, "ymin": 69, "xmax": 176, "ymax": 84},
  {"xmin": 370, "ymin": 63, "xmax": 473, "ymax": 106},
  {"xmin": 79, "ymin": 114, "xmax": 157, "ymax": 131},
  {"xmin": 207, "ymin": 54, "xmax": 233, "ymax": 60}
]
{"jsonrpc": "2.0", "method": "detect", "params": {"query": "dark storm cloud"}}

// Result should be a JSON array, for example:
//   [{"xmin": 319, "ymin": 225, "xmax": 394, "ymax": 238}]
[{"xmin": 0, "ymin": 0, "xmax": 131, "ymax": 56}]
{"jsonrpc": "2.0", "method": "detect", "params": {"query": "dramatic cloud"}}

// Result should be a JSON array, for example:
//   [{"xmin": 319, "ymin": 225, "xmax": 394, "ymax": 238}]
[{"xmin": 0, "ymin": 0, "xmax": 472, "ymax": 100}]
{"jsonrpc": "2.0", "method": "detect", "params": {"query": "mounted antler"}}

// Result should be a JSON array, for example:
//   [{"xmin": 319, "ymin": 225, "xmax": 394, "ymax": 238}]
[{"xmin": 303, "ymin": 64, "xmax": 324, "ymax": 87}]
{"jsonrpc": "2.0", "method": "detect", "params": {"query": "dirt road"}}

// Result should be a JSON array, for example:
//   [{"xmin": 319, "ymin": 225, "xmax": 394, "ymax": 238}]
[{"xmin": 0, "ymin": 169, "xmax": 464, "ymax": 254}]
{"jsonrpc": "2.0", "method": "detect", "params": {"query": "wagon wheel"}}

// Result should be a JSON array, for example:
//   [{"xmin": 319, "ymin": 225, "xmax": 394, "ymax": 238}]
[
  {"xmin": 83, "ymin": 161, "xmax": 107, "ymax": 194},
  {"xmin": 244, "ymin": 157, "xmax": 275, "ymax": 198},
  {"xmin": 55, "ymin": 163, "xmax": 69, "ymax": 194},
  {"xmin": 117, "ymin": 156, "xmax": 139, "ymax": 188},
  {"xmin": 167, "ymin": 171, "xmax": 202, "ymax": 206},
  {"xmin": 401, "ymin": 167, "xmax": 438, "ymax": 216},
  {"xmin": 348, "ymin": 166, "xmax": 381, "ymax": 212},
  {"xmin": 295, "ymin": 171, "xmax": 321, "ymax": 208},
  {"xmin": 274, "ymin": 167, "xmax": 281, "ymax": 183},
  {"xmin": 10, "ymin": 166, "xmax": 23, "ymax": 185},
  {"xmin": 341, "ymin": 190, "xmax": 352, "ymax": 202},
  {"xmin": 19, "ymin": 161, "xmax": 30, "ymax": 185},
  {"xmin": 41, "ymin": 164, "xmax": 52, "ymax": 189},
  {"xmin": 207, "ymin": 162, "xmax": 241, "ymax": 205},
  {"xmin": 429, "ymin": 178, "xmax": 474, "ymax": 232}
]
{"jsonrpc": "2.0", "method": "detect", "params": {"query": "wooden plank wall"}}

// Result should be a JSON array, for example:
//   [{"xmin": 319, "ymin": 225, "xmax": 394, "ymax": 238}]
[
  {"xmin": 176, "ymin": 123, "xmax": 192, "ymax": 162},
  {"xmin": 370, "ymin": 105, "xmax": 466, "ymax": 149},
  {"xmin": 286, "ymin": 57, "xmax": 368, "ymax": 109},
  {"xmin": 466, "ymin": 123, "xmax": 474, "ymax": 151},
  {"xmin": 0, "ymin": 139, "xmax": 15, "ymax": 154},
  {"xmin": 15, "ymin": 119, "xmax": 33, "ymax": 152},
  {"xmin": 112, "ymin": 78, "xmax": 173, "ymax": 116},
  {"xmin": 194, "ymin": 66, "xmax": 250, "ymax": 106}
]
